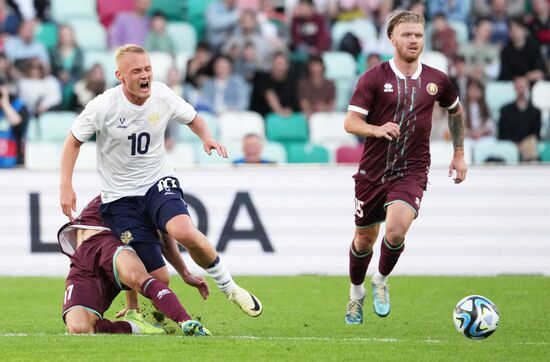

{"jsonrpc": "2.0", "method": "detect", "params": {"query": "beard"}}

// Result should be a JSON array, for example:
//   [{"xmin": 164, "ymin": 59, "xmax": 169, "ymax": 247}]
[{"xmin": 397, "ymin": 45, "xmax": 423, "ymax": 63}]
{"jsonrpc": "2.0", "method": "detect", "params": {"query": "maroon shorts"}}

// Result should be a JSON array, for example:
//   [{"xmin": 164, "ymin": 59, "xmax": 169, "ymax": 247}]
[
  {"xmin": 354, "ymin": 173, "xmax": 427, "ymax": 227},
  {"xmin": 61, "ymin": 231, "xmax": 132, "ymax": 321}
]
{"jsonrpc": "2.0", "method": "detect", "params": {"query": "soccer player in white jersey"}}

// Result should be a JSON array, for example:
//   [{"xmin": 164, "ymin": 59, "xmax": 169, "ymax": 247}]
[{"xmin": 59, "ymin": 44, "xmax": 262, "ymax": 318}]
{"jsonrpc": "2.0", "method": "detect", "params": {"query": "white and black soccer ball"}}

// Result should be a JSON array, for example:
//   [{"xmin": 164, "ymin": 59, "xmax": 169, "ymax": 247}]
[{"xmin": 453, "ymin": 295, "xmax": 500, "ymax": 340}]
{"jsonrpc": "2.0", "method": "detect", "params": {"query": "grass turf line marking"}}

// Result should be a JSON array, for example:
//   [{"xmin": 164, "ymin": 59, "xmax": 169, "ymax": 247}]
[{"xmin": 2, "ymin": 333, "xmax": 550, "ymax": 346}]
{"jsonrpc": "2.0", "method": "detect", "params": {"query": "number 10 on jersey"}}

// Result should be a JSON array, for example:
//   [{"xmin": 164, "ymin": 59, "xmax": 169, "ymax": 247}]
[{"xmin": 128, "ymin": 132, "xmax": 150, "ymax": 155}]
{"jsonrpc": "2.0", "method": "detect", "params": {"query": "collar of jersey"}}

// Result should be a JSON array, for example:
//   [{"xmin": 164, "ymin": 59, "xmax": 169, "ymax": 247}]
[{"xmin": 389, "ymin": 58, "xmax": 422, "ymax": 80}]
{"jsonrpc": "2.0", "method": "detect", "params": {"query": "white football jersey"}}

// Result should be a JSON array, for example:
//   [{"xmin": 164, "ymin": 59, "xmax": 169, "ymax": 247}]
[{"xmin": 71, "ymin": 81, "xmax": 197, "ymax": 203}]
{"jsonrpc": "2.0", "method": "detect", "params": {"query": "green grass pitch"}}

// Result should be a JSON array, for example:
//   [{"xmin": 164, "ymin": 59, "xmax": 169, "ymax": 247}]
[{"xmin": 0, "ymin": 275, "xmax": 548, "ymax": 361}]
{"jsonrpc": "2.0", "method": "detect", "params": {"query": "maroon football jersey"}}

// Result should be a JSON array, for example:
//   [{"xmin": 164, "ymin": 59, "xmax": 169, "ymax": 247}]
[
  {"xmin": 348, "ymin": 59, "xmax": 458, "ymax": 184},
  {"xmin": 58, "ymin": 195, "xmax": 111, "ymax": 256}
]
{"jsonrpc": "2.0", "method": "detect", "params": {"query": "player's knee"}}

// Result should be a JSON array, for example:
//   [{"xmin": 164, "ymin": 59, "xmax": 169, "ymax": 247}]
[
  {"xmin": 126, "ymin": 271, "xmax": 151, "ymax": 291},
  {"xmin": 66, "ymin": 320, "xmax": 94, "ymax": 334},
  {"xmin": 354, "ymin": 230, "xmax": 377, "ymax": 251},
  {"xmin": 170, "ymin": 226, "xmax": 197, "ymax": 245},
  {"xmin": 154, "ymin": 273, "xmax": 170, "ymax": 286},
  {"xmin": 385, "ymin": 226, "xmax": 405, "ymax": 246},
  {"xmin": 148, "ymin": 267, "xmax": 170, "ymax": 286}
]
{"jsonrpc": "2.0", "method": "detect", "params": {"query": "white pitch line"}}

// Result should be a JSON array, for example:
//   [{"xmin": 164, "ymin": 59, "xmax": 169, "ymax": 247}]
[{"xmin": 0, "ymin": 333, "xmax": 548, "ymax": 346}]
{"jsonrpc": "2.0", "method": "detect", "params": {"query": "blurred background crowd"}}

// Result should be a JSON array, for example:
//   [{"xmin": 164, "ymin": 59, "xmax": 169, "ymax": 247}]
[{"xmin": 1, "ymin": 0, "xmax": 550, "ymax": 168}]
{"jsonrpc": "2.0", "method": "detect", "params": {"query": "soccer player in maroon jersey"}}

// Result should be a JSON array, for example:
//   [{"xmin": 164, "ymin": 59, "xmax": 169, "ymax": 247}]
[
  {"xmin": 59, "ymin": 196, "xmax": 211, "ymax": 336},
  {"xmin": 343, "ymin": 10, "xmax": 467, "ymax": 324}
]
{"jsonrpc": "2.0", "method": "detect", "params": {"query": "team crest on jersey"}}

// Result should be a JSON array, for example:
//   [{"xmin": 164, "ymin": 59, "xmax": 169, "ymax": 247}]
[
  {"xmin": 426, "ymin": 83, "xmax": 438, "ymax": 95},
  {"xmin": 148, "ymin": 112, "xmax": 160, "ymax": 126},
  {"xmin": 120, "ymin": 230, "xmax": 133, "ymax": 244},
  {"xmin": 383, "ymin": 83, "xmax": 393, "ymax": 92}
]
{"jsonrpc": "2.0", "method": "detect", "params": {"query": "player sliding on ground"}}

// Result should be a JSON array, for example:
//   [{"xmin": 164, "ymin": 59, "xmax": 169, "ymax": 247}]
[
  {"xmin": 59, "ymin": 196, "xmax": 210, "ymax": 336},
  {"xmin": 343, "ymin": 10, "xmax": 467, "ymax": 324},
  {"xmin": 59, "ymin": 44, "xmax": 262, "ymax": 318}
]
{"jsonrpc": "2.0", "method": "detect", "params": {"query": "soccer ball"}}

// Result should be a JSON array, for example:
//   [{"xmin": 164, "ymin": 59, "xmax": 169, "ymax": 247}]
[{"xmin": 453, "ymin": 295, "xmax": 500, "ymax": 340}]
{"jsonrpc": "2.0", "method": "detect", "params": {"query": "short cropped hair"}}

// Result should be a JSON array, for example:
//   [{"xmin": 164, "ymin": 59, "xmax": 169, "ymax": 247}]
[
  {"xmin": 386, "ymin": 10, "xmax": 425, "ymax": 39},
  {"xmin": 115, "ymin": 44, "xmax": 147, "ymax": 67}
]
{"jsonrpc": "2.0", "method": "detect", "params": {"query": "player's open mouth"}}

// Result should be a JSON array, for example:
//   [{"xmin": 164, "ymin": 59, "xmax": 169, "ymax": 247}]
[{"xmin": 140, "ymin": 81, "xmax": 150, "ymax": 91}]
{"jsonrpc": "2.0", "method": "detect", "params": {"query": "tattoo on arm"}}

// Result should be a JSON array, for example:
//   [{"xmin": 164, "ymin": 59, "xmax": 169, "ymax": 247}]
[{"xmin": 447, "ymin": 105, "xmax": 465, "ymax": 151}]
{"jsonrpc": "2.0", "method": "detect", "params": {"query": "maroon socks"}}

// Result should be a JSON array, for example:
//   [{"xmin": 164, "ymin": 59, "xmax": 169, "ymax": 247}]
[
  {"xmin": 378, "ymin": 237, "xmax": 404, "ymax": 276},
  {"xmin": 140, "ymin": 278, "xmax": 191, "ymax": 324},
  {"xmin": 349, "ymin": 242, "xmax": 373, "ymax": 285}
]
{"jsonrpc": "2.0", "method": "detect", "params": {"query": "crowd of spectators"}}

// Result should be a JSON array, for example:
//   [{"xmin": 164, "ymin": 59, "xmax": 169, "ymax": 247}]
[{"xmin": 1, "ymin": 0, "xmax": 550, "ymax": 167}]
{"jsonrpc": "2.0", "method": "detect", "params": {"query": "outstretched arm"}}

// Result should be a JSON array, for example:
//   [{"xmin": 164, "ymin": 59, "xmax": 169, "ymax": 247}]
[
  {"xmin": 60, "ymin": 133, "xmax": 82, "ymax": 220},
  {"xmin": 447, "ymin": 102, "xmax": 467, "ymax": 184},
  {"xmin": 159, "ymin": 232, "xmax": 209, "ymax": 300},
  {"xmin": 187, "ymin": 114, "xmax": 228, "ymax": 158}
]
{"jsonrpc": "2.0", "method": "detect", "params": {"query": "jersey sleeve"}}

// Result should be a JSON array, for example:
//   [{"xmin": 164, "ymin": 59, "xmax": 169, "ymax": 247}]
[
  {"xmin": 438, "ymin": 75, "xmax": 459, "ymax": 109},
  {"xmin": 71, "ymin": 97, "xmax": 101, "ymax": 142},
  {"xmin": 162, "ymin": 83, "xmax": 197, "ymax": 125},
  {"xmin": 348, "ymin": 71, "xmax": 377, "ymax": 116}
]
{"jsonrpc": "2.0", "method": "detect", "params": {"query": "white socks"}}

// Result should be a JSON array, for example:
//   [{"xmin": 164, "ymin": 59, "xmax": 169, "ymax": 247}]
[
  {"xmin": 126, "ymin": 321, "xmax": 140, "ymax": 334},
  {"xmin": 205, "ymin": 257, "xmax": 236, "ymax": 295},
  {"xmin": 372, "ymin": 271, "xmax": 388, "ymax": 285},
  {"xmin": 349, "ymin": 283, "xmax": 365, "ymax": 300}
]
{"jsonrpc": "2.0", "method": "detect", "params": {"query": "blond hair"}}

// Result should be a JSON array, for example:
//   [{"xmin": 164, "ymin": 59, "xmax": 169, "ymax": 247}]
[
  {"xmin": 386, "ymin": 10, "xmax": 425, "ymax": 39},
  {"xmin": 115, "ymin": 44, "xmax": 147, "ymax": 67}
]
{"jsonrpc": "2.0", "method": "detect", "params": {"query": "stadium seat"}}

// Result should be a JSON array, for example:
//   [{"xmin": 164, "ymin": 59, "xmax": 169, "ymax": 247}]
[
  {"xmin": 531, "ymin": 81, "xmax": 550, "ymax": 133},
  {"xmin": 83, "ymin": 50, "xmax": 118, "ymax": 86},
  {"xmin": 335, "ymin": 145, "xmax": 362, "ymax": 164},
  {"xmin": 35, "ymin": 22, "xmax": 58, "ymax": 50},
  {"xmin": 74, "ymin": 142, "xmax": 97, "ymax": 171},
  {"xmin": 265, "ymin": 113, "xmax": 308, "ymax": 143},
  {"xmin": 331, "ymin": 19, "xmax": 377, "ymax": 51},
  {"xmin": 177, "ymin": 112, "xmax": 219, "ymax": 143},
  {"xmin": 420, "ymin": 51, "xmax": 448, "ymax": 74},
  {"xmin": 97, "ymin": 0, "xmax": 134, "ymax": 28},
  {"xmin": 184, "ymin": 0, "xmax": 217, "ymax": 40},
  {"xmin": 26, "ymin": 117, "xmax": 39, "ymax": 142},
  {"xmin": 539, "ymin": 142, "xmax": 550, "ymax": 162},
  {"xmin": 175, "ymin": 53, "xmax": 189, "ymax": 78},
  {"xmin": 309, "ymin": 112, "xmax": 357, "ymax": 149},
  {"xmin": 68, "ymin": 20, "xmax": 108, "ymax": 51},
  {"xmin": 166, "ymin": 22, "xmax": 197, "ymax": 55},
  {"xmin": 322, "ymin": 51, "xmax": 357, "ymax": 80},
  {"xmin": 166, "ymin": 143, "xmax": 195, "ymax": 168},
  {"xmin": 263, "ymin": 142, "xmax": 287, "ymax": 163},
  {"xmin": 287, "ymin": 143, "xmax": 330, "ymax": 164},
  {"xmin": 148, "ymin": 52, "xmax": 174, "ymax": 83},
  {"xmin": 334, "ymin": 79, "xmax": 355, "ymax": 111},
  {"xmin": 485, "ymin": 81, "xmax": 515, "ymax": 120},
  {"xmin": 473, "ymin": 139, "xmax": 520, "ymax": 165},
  {"xmin": 51, "ymin": 0, "xmax": 97, "ymax": 22},
  {"xmin": 218, "ymin": 111, "xmax": 265, "ymax": 144},
  {"xmin": 149, "ymin": 0, "xmax": 185, "ymax": 21},
  {"xmin": 25, "ymin": 142, "xmax": 62, "ymax": 170},
  {"xmin": 321, "ymin": 52, "xmax": 357, "ymax": 110},
  {"xmin": 38, "ymin": 111, "xmax": 78, "ymax": 143},
  {"xmin": 430, "ymin": 140, "xmax": 473, "ymax": 166},
  {"xmin": 449, "ymin": 20, "xmax": 469, "ymax": 46}
]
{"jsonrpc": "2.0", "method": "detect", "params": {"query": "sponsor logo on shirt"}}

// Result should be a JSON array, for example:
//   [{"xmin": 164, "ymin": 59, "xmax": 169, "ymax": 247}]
[
  {"xmin": 426, "ymin": 83, "xmax": 438, "ymax": 95},
  {"xmin": 117, "ymin": 117, "xmax": 128, "ymax": 129},
  {"xmin": 384, "ymin": 83, "xmax": 394, "ymax": 93},
  {"xmin": 415, "ymin": 197, "xmax": 421, "ymax": 206}
]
